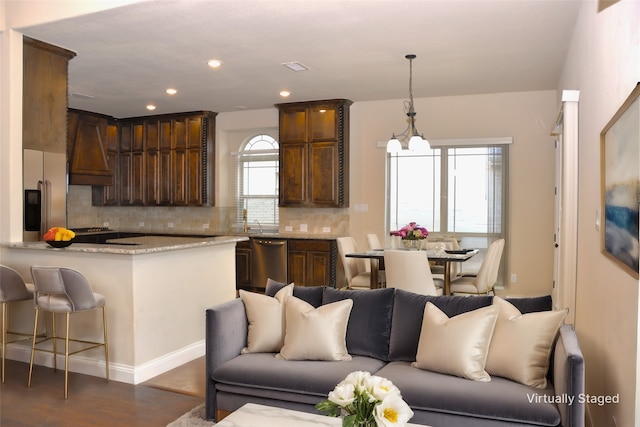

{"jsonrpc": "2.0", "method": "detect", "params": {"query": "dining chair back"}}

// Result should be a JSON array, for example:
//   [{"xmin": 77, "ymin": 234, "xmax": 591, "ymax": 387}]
[
  {"xmin": 0, "ymin": 265, "xmax": 36, "ymax": 383},
  {"xmin": 450, "ymin": 239, "xmax": 505, "ymax": 295},
  {"xmin": 383, "ymin": 250, "xmax": 443, "ymax": 296},
  {"xmin": 28, "ymin": 266, "xmax": 109, "ymax": 399},
  {"xmin": 366, "ymin": 233, "xmax": 383, "ymax": 251},
  {"xmin": 336, "ymin": 237, "xmax": 371, "ymax": 289}
]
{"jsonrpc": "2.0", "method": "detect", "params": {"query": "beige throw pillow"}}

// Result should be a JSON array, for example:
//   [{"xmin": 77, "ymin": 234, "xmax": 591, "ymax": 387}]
[
  {"xmin": 412, "ymin": 302, "xmax": 499, "ymax": 382},
  {"xmin": 239, "ymin": 284, "xmax": 293, "ymax": 353},
  {"xmin": 277, "ymin": 296, "xmax": 353, "ymax": 361},
  {"xmin": 486, "ymin": 296, "xmax": 567, "ymax": 388}
]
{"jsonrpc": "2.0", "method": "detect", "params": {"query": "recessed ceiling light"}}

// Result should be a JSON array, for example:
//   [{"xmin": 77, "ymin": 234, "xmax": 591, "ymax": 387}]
[
  {"xmin": 207, "ymin": 59, "xmax": 223, "ymax": 68},
  {"xmin": 166, "ymin": 88, "xmax": 177, "ymax": 95},
  {"xmin": 280, "ymin": 91, "xmax": 291, "ymax": 97},
  {"xmin": 146, "ymin": 104, "xmax": 157, "ymax": 111},
  {"xmin": 282, "ymin": 61, "xmax": 309, "ymax": 72}
]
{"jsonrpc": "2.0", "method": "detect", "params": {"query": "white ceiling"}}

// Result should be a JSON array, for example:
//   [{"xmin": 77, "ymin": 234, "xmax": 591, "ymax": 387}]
[{"xmin": 18, "ymin": 0, "xmax": 581, "ymax": 118}]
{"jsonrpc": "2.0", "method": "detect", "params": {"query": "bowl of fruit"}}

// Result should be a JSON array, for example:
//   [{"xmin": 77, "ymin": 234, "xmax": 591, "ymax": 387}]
[{"xmin": 44, "ymin": 227, "xmax": 75, "ymax": 248}]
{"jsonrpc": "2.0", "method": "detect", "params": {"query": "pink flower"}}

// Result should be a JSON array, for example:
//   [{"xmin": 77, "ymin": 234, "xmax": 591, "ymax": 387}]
[{"xmin": 390, "ymin": 222, "xmax": 429, "ymax": 240}]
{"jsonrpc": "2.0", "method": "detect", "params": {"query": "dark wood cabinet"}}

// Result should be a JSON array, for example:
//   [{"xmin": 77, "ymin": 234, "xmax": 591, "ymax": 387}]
[
  {"xmin": 235, "ymin": 240, "xmax": 252, "ymax": 289},
  {"xmin": 119, "ymin": 122, "xmax": 145, "ymax": 205},
  {"xmin": 23, "ymin": 37, "xmax": 75, "ymax": 154},
  {"xmin": 92, "ymin": 111, "xmax": 216, "ymax": 207},
  {"xmin": 287, "ymin": 239, "xmax": 337, "ymax": 287},
  {"xmin": 235, "ymin": 237, "xmax": 337, "ymax": 290},
  {"xmin": 276, "ymin": 99, "xmax": 351, "ymax": 208},
  {"xmin": 67, "ymin": 109, "xmax": 113, "ymax": 186}
]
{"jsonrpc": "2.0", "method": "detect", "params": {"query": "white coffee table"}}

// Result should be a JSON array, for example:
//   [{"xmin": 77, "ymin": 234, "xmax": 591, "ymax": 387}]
[{"xmin": 216, "ymin": 403, "xmax": 428, "ymax": 426}]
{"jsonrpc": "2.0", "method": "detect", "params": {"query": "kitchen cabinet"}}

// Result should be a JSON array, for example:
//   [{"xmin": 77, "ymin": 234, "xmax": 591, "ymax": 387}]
[
  {"xmin": 118, "ymin": 121, "xmax": 145, "ymax": 206},
  {"xmin": 92, "ymin": 111, "xmax": 216, "ymax": 207},
  {"xmin": 67, "ymin": 109, "xmax": 113, "ymax": 185},
  {"xmin": 235, "ymin": 237, "xmax": 337, "ymax": 290},
  {"xmin": 276, "ymin": 99, "xmax": 351, "ymax": 208},
  {"xmin": 287, "ymin": 239, "xmax": 337, "ymax": 287},
  {"xmin": 23, "ymin": 37, "xmax": 75, "ymax": 154},
  {"xmin": 235, "ymin": 240, "xmax": 252, "ymax": 289}
]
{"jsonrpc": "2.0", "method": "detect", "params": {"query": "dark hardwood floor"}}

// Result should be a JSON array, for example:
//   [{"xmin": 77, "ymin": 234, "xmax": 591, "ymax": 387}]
[{"xmin": 0, "ymin": 359, "xmax": 204, "ymax": 426}]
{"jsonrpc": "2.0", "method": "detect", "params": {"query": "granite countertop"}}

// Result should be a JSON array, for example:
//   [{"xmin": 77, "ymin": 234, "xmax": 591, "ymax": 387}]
[{"xmin": 5, "ymin": 235, "xmax": 248, "ymax": 255}]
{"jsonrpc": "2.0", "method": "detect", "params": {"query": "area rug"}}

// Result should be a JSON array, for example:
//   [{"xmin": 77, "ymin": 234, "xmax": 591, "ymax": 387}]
[{"xmin": 167, "ymin": 403, "xmax": 215, "ymax": 427}]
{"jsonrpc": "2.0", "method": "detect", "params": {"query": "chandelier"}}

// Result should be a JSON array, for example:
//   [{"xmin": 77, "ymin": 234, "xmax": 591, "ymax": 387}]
[{"xmin": 387, "ymin": 54, "xmax": 430, "ymax": 153}]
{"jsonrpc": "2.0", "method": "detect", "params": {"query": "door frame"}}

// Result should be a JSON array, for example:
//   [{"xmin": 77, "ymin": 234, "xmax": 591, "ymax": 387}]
[{"xmin": 551, "ymin": 90, "xmax": 580, "ymax": 325}]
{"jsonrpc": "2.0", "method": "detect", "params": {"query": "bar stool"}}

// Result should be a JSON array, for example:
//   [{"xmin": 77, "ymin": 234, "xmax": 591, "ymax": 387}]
[
  {"xmin": 28, "ymin": 266, "xmax": 109, "ymax": 399},
  {"xmin": 0, "ymin": 265, "xmax": 36, "ymax": 383}
]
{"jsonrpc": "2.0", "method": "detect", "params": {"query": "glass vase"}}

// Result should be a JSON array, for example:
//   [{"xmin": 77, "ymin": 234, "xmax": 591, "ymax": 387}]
[{"xmin": 402, "ymin": 239, "xmax": 422, "ymax": 250}]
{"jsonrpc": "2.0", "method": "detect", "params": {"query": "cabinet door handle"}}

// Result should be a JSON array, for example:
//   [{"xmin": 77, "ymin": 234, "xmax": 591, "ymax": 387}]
[{"xmin": 256, "ymin": 240, "xmax": 286, "ymax": 246}]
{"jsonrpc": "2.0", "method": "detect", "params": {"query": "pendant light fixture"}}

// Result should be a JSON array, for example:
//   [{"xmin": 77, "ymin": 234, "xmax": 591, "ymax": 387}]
[{"xmin": 387, "ymin": 54, "xmax": 430, "ymax": 153}]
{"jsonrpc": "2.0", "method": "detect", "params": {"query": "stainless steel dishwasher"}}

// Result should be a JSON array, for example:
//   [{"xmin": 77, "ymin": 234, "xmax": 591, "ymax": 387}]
[{"xmin": 252, "ymin": 238, "xmax": 288, "ymax": 288}]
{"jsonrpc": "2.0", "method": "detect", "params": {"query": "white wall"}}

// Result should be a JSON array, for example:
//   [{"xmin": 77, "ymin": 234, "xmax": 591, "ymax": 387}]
[{"xmin": 557, "ymin": 1, "xmax": 640, "ymax": 426}]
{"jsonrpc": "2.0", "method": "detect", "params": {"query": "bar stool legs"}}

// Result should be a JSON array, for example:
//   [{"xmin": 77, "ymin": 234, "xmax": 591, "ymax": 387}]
[
  {"xmin": 1, "ymin": 265, "xmax": 38, "ymax": 383},
  {"xmin": 28, "ymin": 307, "xmax": 109, "ymax": 399},
  {"xmin": 28, "ymin": 266, "xmax": 109, "ymax": 399}
]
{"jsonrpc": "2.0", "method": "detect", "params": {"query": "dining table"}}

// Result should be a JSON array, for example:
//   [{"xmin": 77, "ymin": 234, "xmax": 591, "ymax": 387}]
[{"xmin": 345, "ymin": 248, "xmax": 479, "ymax": 295}]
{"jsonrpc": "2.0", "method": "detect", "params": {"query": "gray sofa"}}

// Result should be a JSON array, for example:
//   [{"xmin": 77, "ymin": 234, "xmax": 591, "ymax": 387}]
[{"xmin": 205, "ymin": 284, "xmax": 584, "ymax": 427}]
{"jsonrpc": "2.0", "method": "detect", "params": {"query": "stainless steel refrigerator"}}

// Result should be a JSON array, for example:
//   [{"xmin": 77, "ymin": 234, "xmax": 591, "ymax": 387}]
[{"xmin": 23, "ymin": 149, "xmax": 67, "ymax": 241}]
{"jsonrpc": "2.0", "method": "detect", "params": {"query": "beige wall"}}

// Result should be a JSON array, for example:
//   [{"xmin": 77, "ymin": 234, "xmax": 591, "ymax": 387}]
[
  {"xmin": 349, "ymin": 92, "xmax": 558, "ymax": 298},
  {"xmin": 557, "ymin": 1, "xmax": 640, "ymax": 426}
]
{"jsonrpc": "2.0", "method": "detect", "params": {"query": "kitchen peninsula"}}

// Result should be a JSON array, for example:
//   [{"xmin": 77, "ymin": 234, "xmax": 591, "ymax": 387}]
[{"xmin": 2, "ymin": 235, "xmax": 246, "ymax": 384}]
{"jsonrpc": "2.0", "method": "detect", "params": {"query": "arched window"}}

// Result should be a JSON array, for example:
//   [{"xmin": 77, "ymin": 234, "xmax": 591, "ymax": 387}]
[{"xmin": 235, "ymin": 134, "xmax": 279, "ymax": 230}]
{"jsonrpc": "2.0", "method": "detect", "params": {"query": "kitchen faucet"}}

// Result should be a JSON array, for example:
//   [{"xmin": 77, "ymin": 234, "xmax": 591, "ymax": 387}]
[
  {"xmin": 242, "ymin": 209, "xmax": 250, "ymax": 233},
  {"xmin": 254, "ymin": 220, "xmax": 264, "ymax": 234}
]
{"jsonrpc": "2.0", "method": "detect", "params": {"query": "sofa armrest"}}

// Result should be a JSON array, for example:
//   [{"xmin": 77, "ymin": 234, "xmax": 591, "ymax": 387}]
[
  {"xmin": 205, "ymin": 297, "xmax": 247, "ymax": 419},
  {"xmin": 553, "ymin": 324, "xmax": 585, "ymax": 427}
]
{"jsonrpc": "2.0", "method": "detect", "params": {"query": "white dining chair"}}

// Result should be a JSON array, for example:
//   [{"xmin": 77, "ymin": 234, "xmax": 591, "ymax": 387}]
[
  {"xmin": 336, "ymin": 237, "xmax": 372, "ymax": 289},
  {"xmin": 450, "ymin": 239, "xmax": 505, "ymax": 295},
  {"xmin": 366, "ymin": 233, "xmax": 383, "ymax": 251},
  {"xmin": 383, "ymin": 249, "xmax": 444, "ymax": 296}
]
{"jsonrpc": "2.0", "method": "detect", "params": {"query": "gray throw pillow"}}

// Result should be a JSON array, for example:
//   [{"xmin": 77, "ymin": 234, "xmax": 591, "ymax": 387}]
[
  {"xmin": 322, "ymin": 287, "xmax": 395, "ymax": 361},
  {"xmin": 505, "ymin": 295, "xmax": 552, "ymax": 313},
  {"xmin": 388, "ymin": 290, "xmax": 492, "ymax": 362},
  {"xmin": 265, "ymin": 278, "xmax": 324, "ymax": 308}
]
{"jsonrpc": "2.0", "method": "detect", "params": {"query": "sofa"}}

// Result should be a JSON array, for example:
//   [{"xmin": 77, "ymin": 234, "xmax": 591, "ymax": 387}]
[{"xmin": 205, "ymin": 283, "xmax": 584, "ymax": 427}]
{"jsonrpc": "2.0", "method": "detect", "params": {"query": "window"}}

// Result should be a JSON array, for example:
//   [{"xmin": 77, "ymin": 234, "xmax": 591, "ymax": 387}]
[
  {"xmin": 387, "ymin": 139, "xmax": 509, "ymax": 285},
  {"xmin": 234, "ymin": 134, "xmax": 279, "ymax": 230}
]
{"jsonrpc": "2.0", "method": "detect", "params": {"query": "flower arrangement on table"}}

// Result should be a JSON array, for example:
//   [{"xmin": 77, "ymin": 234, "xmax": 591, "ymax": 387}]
[
  {"xmin": 316, "ymin": 371, "xmax": 414, "ymax": 427},
  {"xmin": 389, "ymin": 222, "xmax": 428, "ymax": 250}
]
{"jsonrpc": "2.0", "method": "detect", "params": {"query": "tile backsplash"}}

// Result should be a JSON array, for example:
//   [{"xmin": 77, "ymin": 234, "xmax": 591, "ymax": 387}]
[{"xmin": 67, "ymin": 185, "xmax": 350, "ymax": 236}]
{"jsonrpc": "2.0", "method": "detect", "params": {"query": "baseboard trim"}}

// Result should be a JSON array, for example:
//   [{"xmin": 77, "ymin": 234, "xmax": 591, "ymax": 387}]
[{"xmin": 5, "ymin": 339, "xmax": 204, "ymax": 385}]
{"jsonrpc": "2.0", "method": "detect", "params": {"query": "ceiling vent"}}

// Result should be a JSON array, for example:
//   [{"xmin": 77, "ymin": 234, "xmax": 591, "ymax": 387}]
[
  {"xmin": 281, "ymin": 61, "xmax": 309, "ymax": 72},
  {"xmin": 70, "ymin": 92, "xmax": 95, "ymax": 99}
]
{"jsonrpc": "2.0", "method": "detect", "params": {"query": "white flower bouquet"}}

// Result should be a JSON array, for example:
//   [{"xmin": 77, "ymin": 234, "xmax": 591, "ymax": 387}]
[{"xmin": 315, "ymin": 371, "xmax": 414, "ymax": 427}]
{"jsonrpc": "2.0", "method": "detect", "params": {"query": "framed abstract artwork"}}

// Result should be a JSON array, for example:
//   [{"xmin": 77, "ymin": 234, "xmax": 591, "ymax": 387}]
[{"xmin": 601, "ymin": 82, "xmax": 640, "ymax": 278}]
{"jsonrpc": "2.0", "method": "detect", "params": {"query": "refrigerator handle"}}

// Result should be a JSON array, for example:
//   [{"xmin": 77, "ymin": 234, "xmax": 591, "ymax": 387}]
[
  {"xmin": 44, "ymin": 180, "xmax": 52, "ymax": 232},
  {"xmin": 37, "ymin": 180, "xmax": 45, "ymax": 238}
]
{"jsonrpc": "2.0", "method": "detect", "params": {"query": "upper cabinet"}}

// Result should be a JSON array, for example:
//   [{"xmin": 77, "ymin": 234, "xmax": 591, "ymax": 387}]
[
  {"xmin": 276, "ymin": 99, "xmax": 352, "ymax": 208},
  {"xmin": 67, "ymin": 109, "xmax": 114, "ymax": 185},
  {"xmin": 23, "ymin": 37, "xmax": 76, "ymax": 153},
  {"xmin": 93, "ymin": 111, "xmax": 216, "ymax": 207}
]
